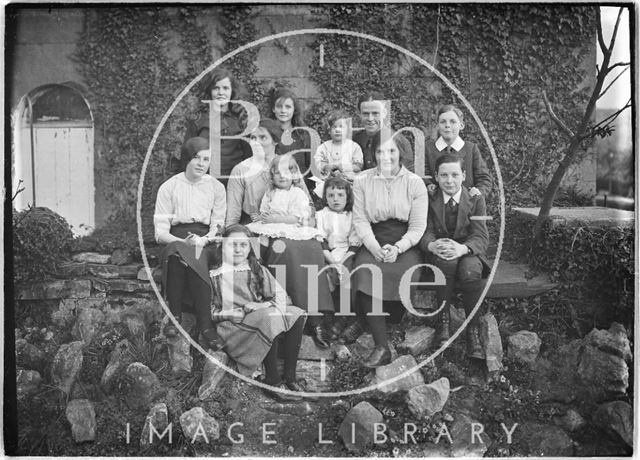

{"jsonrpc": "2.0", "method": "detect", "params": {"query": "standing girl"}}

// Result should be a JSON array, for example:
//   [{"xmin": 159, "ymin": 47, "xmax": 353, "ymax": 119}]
[
  {"xmin": 268, "ymin": 88, "xmax": 315, "ymax": 193},
  {"xmin": 208, "ymin": 224, "xmax": 308, "ymax": 401},
  {"xmin": 154, "ymin": 137, "xmax": 226, "ymax": 349},
  {"xmin": 185, "ymin": 68, "xmax": 252, "ymax": 181},
  {"xmin": 424, "ymin": 104, "xmax": 493, "ymax": 197}
]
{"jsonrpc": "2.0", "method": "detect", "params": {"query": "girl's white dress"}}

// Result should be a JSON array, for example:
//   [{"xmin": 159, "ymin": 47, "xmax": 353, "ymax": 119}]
[{"xmin": 246, "ymin": 186, "xmax": 323, "ymax": 240}]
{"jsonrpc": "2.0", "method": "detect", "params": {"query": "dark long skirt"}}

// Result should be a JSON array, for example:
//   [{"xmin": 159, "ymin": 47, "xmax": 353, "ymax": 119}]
[
  {"xmin": 353, "ymin": 219, "xmax": 423, "ymax": 301},
  {"xmin": 262, "ymin": 238, "xmax": 335, "ymax": 314}
]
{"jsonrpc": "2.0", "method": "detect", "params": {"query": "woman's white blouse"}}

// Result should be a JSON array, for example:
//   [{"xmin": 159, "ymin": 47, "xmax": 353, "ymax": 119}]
[
  {"xmin": 154, "ymin": 173, "xmax": 226, "ymax": 242},
  {"xmin": 352, "ymin": 166, "xmax": 428, "ymax": 253}
]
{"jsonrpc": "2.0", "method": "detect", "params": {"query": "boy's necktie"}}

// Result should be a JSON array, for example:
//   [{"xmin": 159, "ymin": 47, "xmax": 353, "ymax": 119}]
[{"xmin": 445, "ymin": 198, "xmax": 458, "ymax": 235}]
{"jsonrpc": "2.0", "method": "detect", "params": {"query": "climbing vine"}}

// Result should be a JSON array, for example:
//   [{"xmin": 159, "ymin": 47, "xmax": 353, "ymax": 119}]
[{"xmin": 307, "ymin": 4, "xmax": 596, "ymax": 207}]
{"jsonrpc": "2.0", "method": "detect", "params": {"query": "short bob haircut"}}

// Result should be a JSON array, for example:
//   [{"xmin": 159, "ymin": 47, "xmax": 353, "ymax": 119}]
[
  {"xmin": 180, "ymin": 137, "xmax": 210, "ymax": 171},
  {"xmin": 201, "ymin": 67, "xmax": 245, "ymax": 101},
  {"xmin": 268, "ymin": 153, "xmax": 304, "ymax": 189},
  {"xmin": 322, "ymin": 176, "xmax": 354, "ymax": 212},
  {"xmin": 268, "ymin": 87, "xmax": 306, "ymax": 127},
  {"xmin": 255, "ymin": 118, "xmax": 284, "ymax": 144}
]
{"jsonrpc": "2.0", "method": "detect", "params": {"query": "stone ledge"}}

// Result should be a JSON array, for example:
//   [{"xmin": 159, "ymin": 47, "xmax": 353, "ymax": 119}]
[
  {"xmin": 16, "ymin": 280, "xmax": 92, "ymax": 300},
  {"xmin": 486, "ymin": 260, "xmax": 556, "ymax": 298},
  {"xmin": 512, "ymin": 207, "xmax": 634, "ymax": 229},
  {"xmin": 93, "ymin": 279, "xmax": 155, "ymax": 294}
]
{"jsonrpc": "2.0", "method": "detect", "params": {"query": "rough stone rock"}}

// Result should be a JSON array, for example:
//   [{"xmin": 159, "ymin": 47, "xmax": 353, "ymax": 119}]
[
  {"xmin": 198, "ymin": 351, "xmax": 229, "ymax": 400},
  {"xmin": 577, "ymin": 344, "xmax": 628, "ymax": 397},
  {"xmin": 584, "ymin": 323, "xmax": 631, "ymax": 362},
  {"xmin": 398, "ymin": 326, "xmax": 436, "ymax": 356},
  {"xmin": 17, "ymin": 280, "xmax": 92, "ymax": 300},
  {"xmin": 105, "ymin": 279, "xmax": 154, "ymax": 294},
  {"xmin": 140, "ymin": 403, "xmax": 169, "ymax": 447},
  {"xmin": 277, "ymin": 359, "xmax": 332, "ymax": 393},
  {"xmin": 101, "ymin": 339, "xmax": 133, "ymax": 387},
  {"xmin": 507, "ymin": 330, "xmax": 541, "ymax": 365},
  {"xmin": 58, "ymin": 261, "xmax": 90, "ymax": 278},
  {"xmin": 16, "ymin": 369, "xmax": 42, "ymax": 398},
  {"xmin": 449, "ymin": 412, "xmax": 491, "ymax": 457},
  {"xmin": 333, "ymin": 344, "xmax": 352, "ymax": 360},
  {"xmin": 411, "ymin": 289, "xmax": 438, "ymax": 310},
  {"xmin": 72, "ymin": 307, "xmax": 105, "ymax": 345},
  {"xmin": 179, "ymin": 407, "xmax": 220, "ymax": 443},
  {"xmin": 125, "ymin": 362, "xmax": 163, "ymax": 410},
  {"xmin": 479, "ymin": 313, "xmax": 503, "ymax": 372},
  {"xmin": 65, "ymin": 399, "xmax": 96, "ymax": 443},
  {"xmin": 518, "ymin": 423, "xmax": 573, "ymax": 457},
  {"xmin": 406, "ymin": 377, "xmax": 450, "ymax": 420},
  {"xmin": 72, "ymin": 252, "xmax": 111, "ymax": 264},
  {"xmin": 137, "ymin": 266, "xmax": 162, "ymax": 283},
  {"xmin": 87, "ymin": 264, "xmax": 140, "ymax": 280},
  {"xmin": 297, "ymin": 335, "xmax": 335, "ymax": 361},
  {"xmin": 449, "ymin": 305, "xmax": 466, "ymax": 333},
  {"xmin": 51, "ymin": 341, "xmax": 84, "ymax": 394},
  {"xmin": 338, "ymin": 401, "xmax": 384, "ymax": 452},
  {"xmin": 554, "ymin": 409, "xmax": 586, "ymax": 432},
  {"xmin": 375, "ymin": 355, "xmax": 424, "ymax": 395},
  {"xmin": 167, "ymin": 335, "xmax": 193, "ymax": 374},
  {"xmin": 111, "ymin": 248, "xmax": 133, "ymax": 266},
  {"xmin": 16, "ymin": 339, "xmax": 45, "ymax": 371},
  {"xmin": 593, "ymin": 400, "xmax": 632, "ymax": 447},
  {"xmin": 353, "ymin": 333, "xmax": 398, "ymax": 361},
  {"xmin": 261, "ymin": 401, "xmax": 313, "ymax": 416}
]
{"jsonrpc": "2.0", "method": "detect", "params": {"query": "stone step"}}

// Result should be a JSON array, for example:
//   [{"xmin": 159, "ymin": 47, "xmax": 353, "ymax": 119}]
[
  {"xmin": 486, "ymin": 260, "xmax": 556, "ymax": 298},
  {"xmin": 512, "ymin": 206, "xmax": 634, "ymax": 229}
]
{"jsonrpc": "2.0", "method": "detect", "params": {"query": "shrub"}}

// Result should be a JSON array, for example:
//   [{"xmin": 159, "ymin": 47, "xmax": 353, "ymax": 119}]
[
  {"xmin": 13, "ymin": 207, "xmax": 74, "ymax": 283},
  {"xmin": 504, "ymin": 211, "xmax": 634, "ymax": 330}
]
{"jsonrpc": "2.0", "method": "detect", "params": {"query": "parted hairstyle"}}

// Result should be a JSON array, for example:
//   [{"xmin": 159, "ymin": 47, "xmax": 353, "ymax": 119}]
[
  {"xmin": 436, "ymin": 104, "xmax": 465, "ymax": 123},
  {"xmin": 180, "ymin": 137, "xmax": 210, "ymax": 172},
  {"xmin": 322, "ymin": 176, "xmax": 354, "ymax": 212},
  {"xmin": 435, "ymin": 152, "xmax": 466, "ymax": 174},
  {"xmin": 268, "ymin": 87, "xmax": 306, "ymax": 127},
  {"xmin": 201, "ymin": 67, "xmax": 245, "ymax": 101},
  {"xmin": 210, "ymin": 224, "xmax": 265, "ymax": 308},
  {"xmin": 268, "ymin": 153, "xmax": 304, "ymax": 189}
]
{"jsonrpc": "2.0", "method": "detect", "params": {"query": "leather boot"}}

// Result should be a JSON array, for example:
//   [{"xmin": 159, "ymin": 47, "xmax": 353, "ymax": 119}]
[
  {"xmin": 201, "ymin": 328, "xmax": 223, "ymax": 351},
  {"xmin": 363, "ymin": 346, "xmax": 391, "ymax": 368},
  {"xmin": 435, "ymin": 304, "xmax": 451, "ymax": 347},
  {"xmin": 466, "ymin": 323, "xmax": 484, "ymax": 359},
  {"xmin": 163, "ymin": 314, "xmax": 181, "ymax": 337}
]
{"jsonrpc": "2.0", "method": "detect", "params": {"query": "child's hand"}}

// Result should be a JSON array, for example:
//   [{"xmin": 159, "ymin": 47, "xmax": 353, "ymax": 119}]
[
  {"xmin": 469, "ymin": 187, "xmax": 481, "ymax": 197},
  {"xmin": 427, "ymin": 183, "xmax": 438, "ymax": 195},
  {"xmin": 244, "ymin": 301, "xmax": 270, "ymax": 313}
]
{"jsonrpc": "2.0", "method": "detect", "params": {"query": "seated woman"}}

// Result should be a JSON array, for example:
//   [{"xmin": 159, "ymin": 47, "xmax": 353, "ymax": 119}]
[
  {"xmin": 226, "ymin": 121, "xmax": 335, "ymax": 348},
  {"xmin": 184, "ymin": 67, "xmax": 252, "ymax": 182},
  {"xmin": 208, "ymin": 224, "xmax": 308, "ymax": 401},
  {"xmin": 351, "ymin": 134, "xmax": 428, "ymax": 367},
  {"xmin": 154, "ymin": 137, "xmax": 226, "ymax": 349}
]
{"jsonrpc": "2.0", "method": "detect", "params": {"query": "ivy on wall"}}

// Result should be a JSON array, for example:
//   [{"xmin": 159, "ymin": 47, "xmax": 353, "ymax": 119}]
[
  {"xmin": 307, "ymin": 4, "xmax": 596, "ymax": 207},
  {"xmin": 75, "ymin": 7, "xmax": 213, "ymax": 238}
]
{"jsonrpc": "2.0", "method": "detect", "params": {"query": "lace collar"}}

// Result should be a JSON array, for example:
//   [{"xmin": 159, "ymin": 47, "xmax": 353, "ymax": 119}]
[{"xmin": 209, "ymin": 261, "xmax": 251, "ymax": 277}]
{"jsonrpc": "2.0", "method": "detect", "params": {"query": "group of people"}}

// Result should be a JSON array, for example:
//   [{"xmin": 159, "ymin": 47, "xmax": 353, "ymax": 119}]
[{"xmin": 153, "ymin": 68, "xmax": 494, "ymax": 401}]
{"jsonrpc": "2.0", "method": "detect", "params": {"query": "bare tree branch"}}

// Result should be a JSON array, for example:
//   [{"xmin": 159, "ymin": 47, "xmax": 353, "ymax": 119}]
[
  {"xmin": 608, "ymin": 7, "xmax": 625, "ymax": 53},
  {"xmin": 580, "ymin": 99, "xmax": 631, "ymax": 141},
  {"xmin": 542, "ymin": 90, "xmax": 575, "ymax": 137},
  {"xmin": 596, "ymin": 10, "xmax": 607, "ymax": 54},
  {"xmin": 599, "ymin": 65, "xmax": 630, "ymax": 99},
  {"xmin": 606, "ymin": 61, "xmax": 631, "ymax": 75}
]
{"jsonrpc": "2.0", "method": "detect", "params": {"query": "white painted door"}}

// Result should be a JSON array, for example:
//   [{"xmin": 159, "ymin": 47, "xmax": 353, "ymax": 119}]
[{"xmin": 17, "ymin": 121, "xmax": 95, "ymax": 235}]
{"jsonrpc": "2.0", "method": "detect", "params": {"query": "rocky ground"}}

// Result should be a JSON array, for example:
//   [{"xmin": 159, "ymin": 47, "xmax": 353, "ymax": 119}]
[{"xmin": 12, "ymin": 250, "xmax": 634, "ymax": 457}]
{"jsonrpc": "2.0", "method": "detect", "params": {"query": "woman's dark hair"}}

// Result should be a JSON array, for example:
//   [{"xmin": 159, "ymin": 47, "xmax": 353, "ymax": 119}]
[
  {"xmin": 202, "ymin": 67, "xmax": 245, "ymax": 101},
  {"xmin": 268, "ymin": 87, "xmax": 306, "ymax": 127},
  {"xmin": 216, "ymin": 224, "xmax": 264, "ymax": 300},
  {"xmin": 375, "ymin": 134, "xmax": 412, "ymax": 167},
  {"xmin": 322, "ymin": 176, "xmax": 354, "ymax": 212},
  {"xmin": 436, "ymin": 104, "xmax": 465, "ymax": 123},
  {"xmin": 180, "ymin": 137, "xmax": 209, "ymax": 171},
  {"xmin": 257, "ymin": 118, "xmax": 283, "ymax": 144}
]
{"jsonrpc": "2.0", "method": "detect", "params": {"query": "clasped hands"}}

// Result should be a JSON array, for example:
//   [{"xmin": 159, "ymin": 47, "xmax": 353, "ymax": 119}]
[
  {"xmin": 370, "ymin": 243, "xmax": 400, "ymax": 263},
  {"xmin": 428, "ymin": 238, "xmax": 468, "ymax": 261}
]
